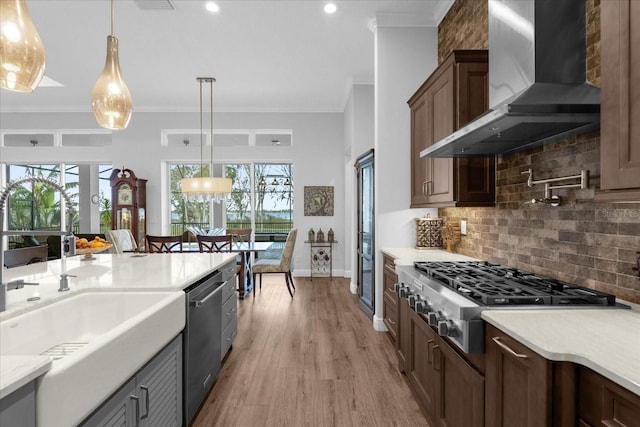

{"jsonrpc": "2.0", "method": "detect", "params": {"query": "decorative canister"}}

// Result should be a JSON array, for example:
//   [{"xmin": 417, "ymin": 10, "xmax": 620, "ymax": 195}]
[
  {"xmin": 316, "ymin": 228, "xmax": 325, "ymax": 242},
  {"xmin": 415, "ymin": 214, "xmax": 443, "ymax": 249},
  {"xmin": 327, "ymin": 228, "xmax": 334, "ymax": 242},
  {"xmin": 308, "ymin": 228, "xmax": 315, "ymax": 242}
]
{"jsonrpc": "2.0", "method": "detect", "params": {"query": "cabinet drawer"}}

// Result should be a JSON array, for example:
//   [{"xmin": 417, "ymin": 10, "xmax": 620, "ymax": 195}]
[
  {"xmin": 221, "ymin": 292, "xmax": 237, "ymax": 331},
  {"xmin": 383, "ymin": 292, "xmax": 398, "ymax": 341},
  {"xmin": 221, "ymin": 276, "xmax": 237, "ymax": 304},
  {"xmin": 221, "ymin": 316, "xmax": 238, "ymax": 359}
]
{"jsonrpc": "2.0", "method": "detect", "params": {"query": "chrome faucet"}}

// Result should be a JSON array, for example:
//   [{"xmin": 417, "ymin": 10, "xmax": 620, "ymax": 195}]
[{"xmin": 0, "ymin": 176, "xmax": 77, "ymax": 312}]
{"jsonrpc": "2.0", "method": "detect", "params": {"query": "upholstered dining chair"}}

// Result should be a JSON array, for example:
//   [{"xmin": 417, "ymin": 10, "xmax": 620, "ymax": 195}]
[
  {"xmin": 146, "ymin": 235, "xmax": 183, "ymax": 253},
  {"xmin": 252, "ymin": 228, "xmax": 297, "ymax": 298},
  {"xmin": 105, "ymin": 229, "xmax": 138, "ymax": 254},
  {"xmin": 196, "ymin": 234, "xmax": 233, "ymax": 253}
]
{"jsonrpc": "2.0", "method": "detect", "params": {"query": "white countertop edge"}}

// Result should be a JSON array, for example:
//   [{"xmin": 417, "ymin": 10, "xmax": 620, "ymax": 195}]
[
  {"xmin": 0, "ymin": 355, "xmax": 52, "ymax": 399},
  {"xmin": 381, "ymin": 247, "xmax": 479, "ymax": 265},
  {"xmin": 482, "ymin": 311, "xmax": 640, "ymax": 396}
]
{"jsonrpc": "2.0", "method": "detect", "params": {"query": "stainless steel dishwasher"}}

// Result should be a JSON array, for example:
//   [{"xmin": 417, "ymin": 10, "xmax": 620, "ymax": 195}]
[{"xmin": 183, "ymin": 270, "xmax": 224, "ymax": 425}]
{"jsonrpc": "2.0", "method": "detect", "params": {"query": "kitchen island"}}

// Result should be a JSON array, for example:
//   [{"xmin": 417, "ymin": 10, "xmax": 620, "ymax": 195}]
[{"xmin": 0, "ymin": 252, "xmax": 237, "ymax": 426}]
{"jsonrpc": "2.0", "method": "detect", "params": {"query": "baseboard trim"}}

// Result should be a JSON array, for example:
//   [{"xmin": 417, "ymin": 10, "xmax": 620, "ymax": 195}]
[{"xmin": 373, "ymin": 315, "xmax": 387, "ymax": 332}]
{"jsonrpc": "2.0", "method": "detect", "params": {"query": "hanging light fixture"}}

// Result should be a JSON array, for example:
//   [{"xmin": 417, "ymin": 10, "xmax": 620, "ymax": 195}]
[
  {"xmin": 0, "ymin": 0, "xmax": 46, "ymax": 92},
  {"xmin": 91, "ymin": 0, "xmax": 132, "ymax": 130},
  {"xmin": 181, "ymin": 77, "xmax": 232, "ymax": 203}
]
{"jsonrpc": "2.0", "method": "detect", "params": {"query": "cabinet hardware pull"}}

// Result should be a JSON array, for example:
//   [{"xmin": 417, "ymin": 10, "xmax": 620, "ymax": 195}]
[
  {"xmin": 130, "ymin": 394, "xmax": 140, "ymax": 426},
  {"xmin": 433, "ymin": 345, "xmax": 441, "ymax": 371},
  {"xmin": 387, "ymin": 318, "xmax": 396, "ymax": 325},
  {"xmin": 492, "ymin": 337, "xmax": 528, "ymax": 359},
  {"xmin": 140, "ymin": 385, "xmax": 149, "ymax": 419},
  {"xmin": 423, "ymin": 181, "xmax": 433, "ymax": 196},
  {"xmin": 427, "ymin": 339, "xmax": 434, "ymax": 365}
]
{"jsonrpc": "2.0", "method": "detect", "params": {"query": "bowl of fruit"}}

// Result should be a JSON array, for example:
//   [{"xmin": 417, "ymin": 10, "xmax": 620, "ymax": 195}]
[{"xmin": 75, "ymin": 236, "xmax": 113, "ymax": 261}]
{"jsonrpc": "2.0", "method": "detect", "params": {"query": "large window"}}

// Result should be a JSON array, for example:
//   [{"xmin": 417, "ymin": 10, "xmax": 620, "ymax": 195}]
[
  {"xmin": 3, "ymin": 164, "xmax": 112, "ymax": 246},
  {"xmin": 169, "ymin": 162, "xmax": 293, "ymax": 242},
  {"xmin": 251, "ymin": 163, "xmax": 293, "ymax": 236}
]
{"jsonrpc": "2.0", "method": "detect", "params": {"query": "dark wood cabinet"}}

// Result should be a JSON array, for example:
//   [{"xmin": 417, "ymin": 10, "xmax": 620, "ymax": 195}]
[
  {"xmin": 397, "ymin": 297, "xmax": 410, "ymax": 374},
  {"xmin": 382, "ymin": 254, "xmax": 398, "ymax": 343},
  {"xmin": 405, "ymin": 308, "xmax": 484, "ymax": 427},
  {"xmin": 110, "ymin": 168, "xmax": 147, "ymax": 250},
  {"xmin": 408, "ymin": 50, "xmax": 495, "ymax": 208},
  {"xmin": 433, "ymin": 334, "xmax": 484, "ymax": 427},
  {"xmin": 578, "ymin": 366, "xmax": 640, "ymax": 427},
  {"xmin": 485, "ymin": 323, "xmax": 552, "ymax": 427},
  {"xmin": 597, "ymin": 0, "xmax": 640, "ymax": 201}
]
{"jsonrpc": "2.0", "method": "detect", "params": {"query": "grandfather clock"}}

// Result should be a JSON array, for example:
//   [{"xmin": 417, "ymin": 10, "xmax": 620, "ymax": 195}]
[{"xmin": 110, "ymin": 168, "xmax": 147, "ymax": 250}]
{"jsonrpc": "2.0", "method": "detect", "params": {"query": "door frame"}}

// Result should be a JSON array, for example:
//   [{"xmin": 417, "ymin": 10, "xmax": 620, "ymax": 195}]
[{"xmin": 355, "ymin": 149, "xmax": 374, "ymax": 318}]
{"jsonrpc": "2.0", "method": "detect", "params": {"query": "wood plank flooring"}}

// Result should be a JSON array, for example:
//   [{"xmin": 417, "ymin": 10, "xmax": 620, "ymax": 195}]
[{"xmin": 192, "ymin": 276, "xmax": 430, "ymax": 427}]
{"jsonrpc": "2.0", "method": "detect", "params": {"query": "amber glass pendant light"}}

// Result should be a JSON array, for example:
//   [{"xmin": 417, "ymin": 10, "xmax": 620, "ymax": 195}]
[
  {"xmin": 0, "ymin": 0, "xmax": 46, "ymax": 92},
  {"xmin": 180, "ymin": 77, "xmax": 232, "ymax": 203},
  {"xmin": 91, "ymin": 0, "xmax": 132, "ymax": 130}
]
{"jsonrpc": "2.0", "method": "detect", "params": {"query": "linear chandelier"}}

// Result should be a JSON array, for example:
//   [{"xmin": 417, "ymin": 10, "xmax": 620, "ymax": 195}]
[
  {"xmin": 0, "ymin": 0, "xmax": 46, "ymax": 92},
  {"xmin": 181, "ymin": 77, "xmax": 232, "ymax": 203},
  {"xmin": 91, "ymin": 0, "xmax": 132, "ymax": 130}
]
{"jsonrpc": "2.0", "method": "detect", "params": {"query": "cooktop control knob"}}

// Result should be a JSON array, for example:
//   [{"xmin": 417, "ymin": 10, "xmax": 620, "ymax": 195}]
[
  {"xmin": 394, "ymin": 282, "xmax": 402, "ymax": 293},
  {"xmin": 408, "ymin": 294, "xmax": 419, "ymax": 308},
  {"xmin": 427, "ymin": 311, "xmax": 442, "ymax": 326},
  {"xmin": 415, "ymin": 300, "xmax": 429, "ymax": 313},
  {"xmin": 399, "ymin": 286, "xmax": 412, "ymax": 299},
  {"xmin": 437, "ymin": 320, "xmax": 458, "ymax": 337}
]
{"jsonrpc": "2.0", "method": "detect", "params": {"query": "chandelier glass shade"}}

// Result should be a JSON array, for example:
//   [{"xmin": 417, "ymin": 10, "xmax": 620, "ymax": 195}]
[
  {"xmin": 181, "ymin": 77, "xmax": 232, "ymax": 203},
  {"xmin": 0, "ymin": 0, "xmax": 46, "ymax": 93},
  {"xmin": 91, "ymin": 0, "xmax": 132, "ymax": 130}
]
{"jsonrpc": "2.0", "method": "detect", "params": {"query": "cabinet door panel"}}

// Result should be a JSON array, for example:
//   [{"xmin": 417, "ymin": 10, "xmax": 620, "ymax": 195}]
[
  {"xmin": 485, "ymin": 324, "xmax": 552, "ymax": 427},
  {"xmin": 397, "ymin": 298, "xmax": 410, "ymax": 372},
  {"xmin": 80, "ymin": 378, "xmax": 136, "ymax": 427},
  {"xmin": 600, "ymin": 0, "xmax": 640, "ymax": 192},
  {"xmin": 435, "ymin": 337, "xmax": 484, "ymax": 427},
  {"xmin": 137, "ymin": 336, "xmax": 182, "ymax": 427},
  {"xmin": 427, "ymin": 67, "xmax": 454, "ymax": 203},
  {"xmin": 411, "ymin": 95, "xmax": 431, "ymax": 206},
  {"xmin": 408, "ymin": 310, "xmax": 437, "ymax": 418}
]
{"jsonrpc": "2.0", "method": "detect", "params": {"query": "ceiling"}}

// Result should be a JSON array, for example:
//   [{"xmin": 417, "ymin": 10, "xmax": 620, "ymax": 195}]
[{"xmin": 1, "ymin": 0, "xmax": 452, "ymax": 114}]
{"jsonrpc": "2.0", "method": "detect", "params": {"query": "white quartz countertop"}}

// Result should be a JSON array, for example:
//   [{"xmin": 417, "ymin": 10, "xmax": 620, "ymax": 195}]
[
  {"xmin": 0, "ymin": 252, "xmax": 237, "ymax": 402},
  {"xmin": 0, "ymin": 355, "xmax": 51, "ymax": 399},
  {"xmin": 482, "ymin": 308, "xmax": 640, "ymax": 396},
  {"xmin": 381, "ymin": 247, "xmax": 478, "ymax": 265},
  {"xmin": 1, "ymin": 252, "xmax": 237, "ymax": 320}
]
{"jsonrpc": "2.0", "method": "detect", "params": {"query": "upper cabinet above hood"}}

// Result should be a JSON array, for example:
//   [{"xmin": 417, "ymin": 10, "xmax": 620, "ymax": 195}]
[{"xmin": 422, "ymin": 0, "xmax": 600, "ymax": 158}]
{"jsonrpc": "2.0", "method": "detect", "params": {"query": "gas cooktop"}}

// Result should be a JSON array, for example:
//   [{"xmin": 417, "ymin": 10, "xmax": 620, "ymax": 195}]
[{"xmin": 414, "ymin": 261, "xmax": 617, "ymax": 306}]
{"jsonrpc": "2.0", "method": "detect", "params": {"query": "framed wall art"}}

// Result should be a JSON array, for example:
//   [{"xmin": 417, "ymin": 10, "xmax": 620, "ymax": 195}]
[{"xmin": 304, "ymin": 186, "xmax": 334, "ymax": 216}]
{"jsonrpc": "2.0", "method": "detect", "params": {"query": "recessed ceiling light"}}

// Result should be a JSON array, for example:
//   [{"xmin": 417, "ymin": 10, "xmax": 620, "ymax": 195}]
[
  {"xmin": 204, "ymin": 1, "xmax": 220, "ymax": 13},
  {"xmin": 324, "ymin": 3, "xmax": 337, "ymax": 14}
]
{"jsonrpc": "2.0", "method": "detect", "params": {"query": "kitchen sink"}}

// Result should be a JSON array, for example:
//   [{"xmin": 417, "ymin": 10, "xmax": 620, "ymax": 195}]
[{"xmin": 0, "ymin": 290, "xmax": 186, "ymax": 426}]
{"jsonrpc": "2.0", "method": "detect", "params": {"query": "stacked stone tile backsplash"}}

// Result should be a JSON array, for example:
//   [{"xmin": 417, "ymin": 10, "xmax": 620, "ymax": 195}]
[{"xmin": 437, "ymin": 0, "xmax": 639, "ymax": 304}]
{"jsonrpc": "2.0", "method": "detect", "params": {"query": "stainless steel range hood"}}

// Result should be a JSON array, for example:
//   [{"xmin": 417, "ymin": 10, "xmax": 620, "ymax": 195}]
[{"xmin": 421, "ymin": 0, "xmax": 600, "ymax": 158}]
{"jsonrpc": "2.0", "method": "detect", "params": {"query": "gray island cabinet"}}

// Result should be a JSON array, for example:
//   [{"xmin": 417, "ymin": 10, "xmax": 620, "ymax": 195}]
[
  {"xmin": 0, "ymin": 381, "xmax": 36, "ymax": 427},
  {"xmin": 81, "ymin": 334, "xmax": 182, "ymax": 427}
]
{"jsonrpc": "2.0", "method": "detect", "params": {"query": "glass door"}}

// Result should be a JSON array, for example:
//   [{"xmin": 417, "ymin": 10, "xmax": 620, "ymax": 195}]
[{"xmin": 356, "ymin": 150, "xmax": 374, "ymax": 318}]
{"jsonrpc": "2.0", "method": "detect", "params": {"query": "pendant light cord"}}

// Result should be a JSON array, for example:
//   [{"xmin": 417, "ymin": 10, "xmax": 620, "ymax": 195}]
[
  {"xmin": 199, "ymin": 78, "xmax": 204, "ymax": 178},
  {"xmin": 210, "ymin": 79, "xmax": 214, "ymax": 174},
  {"xmin": 110, "ymin": 0, "xmax": 114, "ymax": 36}
]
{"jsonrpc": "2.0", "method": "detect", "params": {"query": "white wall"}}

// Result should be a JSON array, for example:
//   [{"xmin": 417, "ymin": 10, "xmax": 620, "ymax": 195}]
[
  {"xmin": 343, "ymin": 84, "xmax": 375, "ymax": 294},
  {"xmin": 373, "ymin": 24, "xmax": 438, "ymax": 330},
  {"xmin": 0, "ymin": 111, "xmax": 345, "ymax": 276}
]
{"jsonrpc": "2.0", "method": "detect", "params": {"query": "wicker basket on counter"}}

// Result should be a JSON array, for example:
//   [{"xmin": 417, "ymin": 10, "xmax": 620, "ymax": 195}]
[{"xmin": 415, "ymin": 214, "xmax": 443, "ymax": 249}]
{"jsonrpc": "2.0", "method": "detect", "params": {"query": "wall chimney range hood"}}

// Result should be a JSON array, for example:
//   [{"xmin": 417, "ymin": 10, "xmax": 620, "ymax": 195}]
[{"xmin": 421, "ymin": 0, "xmax": 600, "ymax": 158}]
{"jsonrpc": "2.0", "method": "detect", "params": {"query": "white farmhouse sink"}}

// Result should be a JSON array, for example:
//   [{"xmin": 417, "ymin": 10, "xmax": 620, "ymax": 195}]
[{"xmin": 0, "ymin": 290, "xmax": 185, "ymax": 426}]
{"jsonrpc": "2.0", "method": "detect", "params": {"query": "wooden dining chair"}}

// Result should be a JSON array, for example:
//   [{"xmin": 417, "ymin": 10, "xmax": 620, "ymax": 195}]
[
  {"xmin": 196, "ymin": 234, "xmax": 233, "ymax": 253},
  {"xmin": 146, "ymin": 235, "xmax": 183, "ymax": 253},
  {"xmin": 226, "ymin": 228, "xmax": 252, "ymax": 243},
  {"xmin": 252, "ymin": 228, "xmax": 297, "ymax": 298}
]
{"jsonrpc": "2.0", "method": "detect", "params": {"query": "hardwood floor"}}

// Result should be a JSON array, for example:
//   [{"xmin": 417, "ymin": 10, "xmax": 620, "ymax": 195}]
[{"xmin": 192, "ymin": 276, "xmax": 430, "ymax": 427}]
